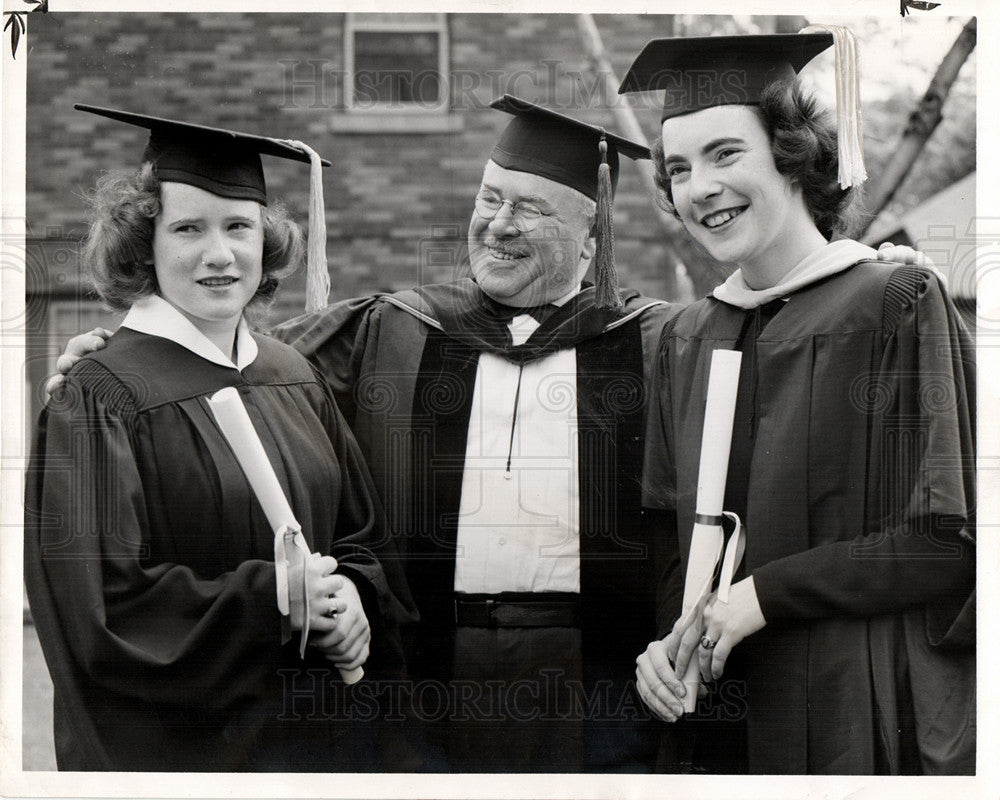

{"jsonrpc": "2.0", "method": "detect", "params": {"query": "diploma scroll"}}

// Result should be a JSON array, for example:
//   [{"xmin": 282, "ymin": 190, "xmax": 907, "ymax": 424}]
[
  {"xmin": 207, "ymin": 387, "xmax": 363, "ymax": 685},
  {"xmin": 677, "ymin": 349, "xmax": 742, "ymax": 713}
]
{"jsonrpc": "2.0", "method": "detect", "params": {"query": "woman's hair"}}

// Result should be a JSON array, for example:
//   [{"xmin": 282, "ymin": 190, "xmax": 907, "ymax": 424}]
[
  {"xmin": 81, "ymin": 163, "xmax": 305, "ymax": 322},
  {"xmin": 650, "ymin": 80, "xmax": 860, "ymax": 240}
]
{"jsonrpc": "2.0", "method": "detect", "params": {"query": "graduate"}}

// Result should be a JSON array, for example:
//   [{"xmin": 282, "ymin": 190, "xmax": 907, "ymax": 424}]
[
  {"xmin": 623, "ymin": 31, "xmax": 976, "ymax": 774},
  {"xmin": 23, "ymin": 106, "xmax": 416, "ymax": 771}
]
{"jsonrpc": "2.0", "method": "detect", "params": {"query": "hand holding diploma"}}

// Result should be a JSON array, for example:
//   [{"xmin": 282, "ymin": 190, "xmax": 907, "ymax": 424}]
[
  {"xmin": 636, "ymin": 637, "xmax": 690, "ymax": 723},
  {"xmin": 697, "ymin": 575, "xmax": 766, "ymax": 682},
  {"xmin": 308, "ymin": 572, "xmax": 372, "ymax": 673},
  {"xmin": 636, "ymin": 575, "xmax": 766, "ymax": 723},
  {"xmin": 207, "ymin": 387, "xmax": 365, "ymax": 684},
  {"xmin": 636, "ymin": 349, "xmax": 748, "ymax": 722},
  {"xmin": 288, "ymin": 554, "xmax": 372, "ymax": 674}
]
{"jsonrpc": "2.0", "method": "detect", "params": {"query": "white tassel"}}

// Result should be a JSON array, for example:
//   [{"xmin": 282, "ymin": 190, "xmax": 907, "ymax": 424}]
[
  {"xmin": 800, "ymin": 24, "xmax": 868, "ymax": 189},
  {"xmin": 281, "ymin": 139, "xmax": 330, "ymax": 312}
]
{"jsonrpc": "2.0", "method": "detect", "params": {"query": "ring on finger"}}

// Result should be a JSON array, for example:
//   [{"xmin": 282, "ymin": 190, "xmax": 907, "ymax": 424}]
[
  {"xmin": 699, "ymin": 635, "xmax": 717, "ymax": 650},
  {"xmin": 325, "ymin": 596, "xmax": 338, "ymax": 619}
]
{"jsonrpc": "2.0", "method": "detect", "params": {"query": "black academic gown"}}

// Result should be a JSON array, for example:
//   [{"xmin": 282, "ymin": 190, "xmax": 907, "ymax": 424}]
[
  {"xmin": 642, "ymin": 261, "xmax": 976, "ymax": 774},
  {"xmin": 24, "ymin": 329, "xmax": 416, "ymax": 771},
  {"xmin": 275, "ymin": 279, "xmax": 682, "ymax": 772}
]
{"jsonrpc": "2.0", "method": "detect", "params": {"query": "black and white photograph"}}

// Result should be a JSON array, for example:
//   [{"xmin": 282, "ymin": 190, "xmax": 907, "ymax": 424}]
[{"xmin": 1, "ymin": 0, "xmax": 994, "ymax": 798}]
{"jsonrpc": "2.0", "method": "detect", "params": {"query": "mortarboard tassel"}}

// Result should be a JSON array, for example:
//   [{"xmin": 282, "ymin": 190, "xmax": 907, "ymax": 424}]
[
  {"xmin": 593, "ymin": 134, "xmax": 623, "ymax": 312},
  {"xmin": 800, "ymin": 24, "xmax": 868, "ymax": 189},
  {"xmin": 283, "ymin": 139, "xmax": 330, "ymax": 312}
]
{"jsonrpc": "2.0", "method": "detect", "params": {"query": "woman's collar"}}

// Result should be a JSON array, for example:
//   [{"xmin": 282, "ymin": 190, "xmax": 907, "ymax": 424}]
[
  {"xmin": 712, "ymin": 240, "xmax": 878, "ymax": 310},
  {"xmin": 120, "ymin": 294, "xmax": 259, "ymax": 370}
]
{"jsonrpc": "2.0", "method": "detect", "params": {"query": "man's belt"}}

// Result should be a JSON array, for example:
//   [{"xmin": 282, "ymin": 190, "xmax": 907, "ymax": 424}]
[{"xmin": 453, "ymin": 592, "xmax": 581, "ymax": 628}]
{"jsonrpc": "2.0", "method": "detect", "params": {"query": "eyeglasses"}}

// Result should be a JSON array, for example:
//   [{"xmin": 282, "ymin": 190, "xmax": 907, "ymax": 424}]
[{"xmin": 474, "ymin": 192, "xmax": 545, "ymax": 232}]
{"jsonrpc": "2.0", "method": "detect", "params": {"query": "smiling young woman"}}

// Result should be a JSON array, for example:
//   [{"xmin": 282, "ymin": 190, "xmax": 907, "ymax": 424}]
[
  {"xmin": 658, "ymin": 102, "xmax": 826, "ymax": 285},
  {"xmin": 82, "ymin": 161, "xmax": 298, "ymax": 330},
  {"xmin": 650, "ymin": 79, "xmax": 860, "ymax": 287},
  {"xmin": 622, "ymin": 31, "xmax": 976, "ymax": 775}
]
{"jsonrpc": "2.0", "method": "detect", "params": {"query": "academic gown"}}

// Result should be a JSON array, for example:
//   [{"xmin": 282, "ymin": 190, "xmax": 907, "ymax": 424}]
[
  {"xmin": 24, "ymin": 326, "xmax": 416, "ymax": 771},
  {"xmin": 642, "ymin": 259, "xmax": 976, "ymax": 774},
  {"xmin": 275, "ymin": 279, "xmax": 682, "ymax": 772}
]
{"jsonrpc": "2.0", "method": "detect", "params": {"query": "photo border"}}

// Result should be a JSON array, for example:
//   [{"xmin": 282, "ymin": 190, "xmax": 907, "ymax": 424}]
[{"xmin": 2, "ymin": 1, "xmax": 995, "ymax": 798}]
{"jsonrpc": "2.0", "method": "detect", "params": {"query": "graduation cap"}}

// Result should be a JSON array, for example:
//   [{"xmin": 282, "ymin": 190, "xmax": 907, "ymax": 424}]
[
  {"xmin": 618, "ymin": 26, "xmax": 866, "ymax": 188},
  {"xmin": 489, "ymin": 94, "xmax": 651, "ymax": 311},
  {"xmin": 75, "ymin": 103, "xmax": 334, "ymax": 311}
]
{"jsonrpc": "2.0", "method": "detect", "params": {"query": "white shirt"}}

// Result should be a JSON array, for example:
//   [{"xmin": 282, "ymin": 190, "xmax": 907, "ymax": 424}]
[
  {"xmin": 120, "ymin": 294, "xmax": 258, "ymax": 370},
  {"xmin": 453, "ymin": 286, "xmax": 583, "ymax": 594}
]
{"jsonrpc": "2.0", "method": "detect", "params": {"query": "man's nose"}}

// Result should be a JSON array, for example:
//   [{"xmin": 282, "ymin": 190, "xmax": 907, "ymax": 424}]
[{"xmin": 488, "ymin": 201, "xmax": 519, "ymax": 236}]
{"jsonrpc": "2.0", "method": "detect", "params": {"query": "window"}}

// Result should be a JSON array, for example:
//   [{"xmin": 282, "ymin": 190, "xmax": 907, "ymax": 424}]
[{"xmin": 344, "ymin": 13, "xmax": 449, "ymax": 114}]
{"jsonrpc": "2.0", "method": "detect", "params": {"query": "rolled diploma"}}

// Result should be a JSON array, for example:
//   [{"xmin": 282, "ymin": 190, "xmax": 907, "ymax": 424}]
[
  {"xmin": 679, "ymin": 348, "xmax": 742, "ymax": 712},
  {"xmin": 207, "ymin": 387, "xmax": 363, "ymax": 685}
]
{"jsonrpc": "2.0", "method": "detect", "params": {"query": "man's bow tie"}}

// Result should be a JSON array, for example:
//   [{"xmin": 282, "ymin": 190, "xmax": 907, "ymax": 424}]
[{"xmin": 492, "ymin": 302, "xmax": 556, "ymax": 324}]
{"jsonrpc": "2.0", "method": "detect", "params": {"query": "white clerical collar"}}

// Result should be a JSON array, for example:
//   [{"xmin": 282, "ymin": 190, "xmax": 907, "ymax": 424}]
[
  {"xmin": 712, "ymin": 240, "xmax": 878, "ymax": 310},
  {"xmin": 121, "ymin": 294, "xmax": 259, "ymax": 370}
]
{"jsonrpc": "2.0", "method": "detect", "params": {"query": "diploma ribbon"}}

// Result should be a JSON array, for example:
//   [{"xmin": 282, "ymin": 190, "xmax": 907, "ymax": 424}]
[
  {"xmin": 273, "ymin": 524, "xmax": 316, "ymax": 659},
  {"xmin": 673, "ymin": 513, "xmax": 744, "ymax": 632},
  {"xmin": 715, "ymin": 512, "xmax": 745, "ymax": 604}
]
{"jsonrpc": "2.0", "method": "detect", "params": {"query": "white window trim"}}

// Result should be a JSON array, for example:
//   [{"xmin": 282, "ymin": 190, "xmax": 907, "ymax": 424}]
[{"xmin": 343, "ymin": 12, "xmax": 450, "ymax": 115}]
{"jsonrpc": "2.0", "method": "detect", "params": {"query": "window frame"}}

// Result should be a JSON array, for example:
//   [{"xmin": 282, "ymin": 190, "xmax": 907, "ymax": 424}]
[{"xmin": 343, "ymin": 12, "xmax": 450, "ymax": 115}]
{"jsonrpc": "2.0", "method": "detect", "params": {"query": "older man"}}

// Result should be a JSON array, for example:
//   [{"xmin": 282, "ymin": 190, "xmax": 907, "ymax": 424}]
[{"xmin": 272, "ymin": 96, "xmax": 676, "ymax": 772}]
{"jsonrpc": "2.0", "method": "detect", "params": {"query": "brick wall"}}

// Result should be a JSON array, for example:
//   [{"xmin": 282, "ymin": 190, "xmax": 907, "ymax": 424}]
[
  {"xmin": 24, "ymin": 12, "xmax": 690, "ymax": 418},
  {"xmin": 26, "ymin": 13, "xmax": 682, "ymax": 320}
]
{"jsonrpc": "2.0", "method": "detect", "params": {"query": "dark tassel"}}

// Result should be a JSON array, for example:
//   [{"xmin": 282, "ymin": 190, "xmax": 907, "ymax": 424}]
[{"xmin": 594, "ymin": 135, "xmax": 623, "ymax": 312}]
